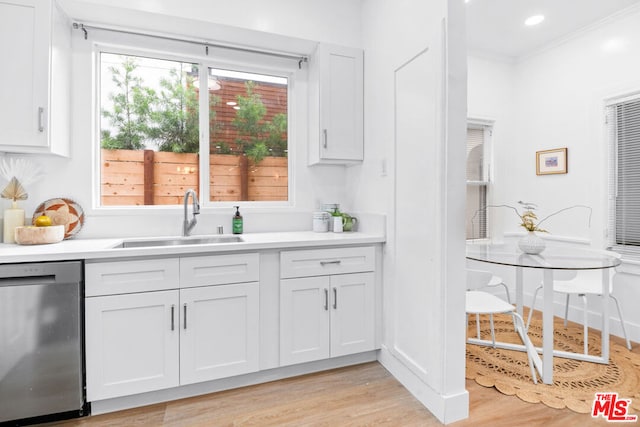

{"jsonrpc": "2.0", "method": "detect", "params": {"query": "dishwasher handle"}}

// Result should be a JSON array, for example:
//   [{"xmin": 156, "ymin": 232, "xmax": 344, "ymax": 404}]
[{"xmin": 0, "ymin": 275, "xmax": 56, "ymax": 287}]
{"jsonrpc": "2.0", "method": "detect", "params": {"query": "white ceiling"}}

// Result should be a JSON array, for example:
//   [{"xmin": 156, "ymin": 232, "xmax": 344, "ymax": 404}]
[{"xmin": 466, "ymin": 0, "xmax": 640, "ymax": 60}]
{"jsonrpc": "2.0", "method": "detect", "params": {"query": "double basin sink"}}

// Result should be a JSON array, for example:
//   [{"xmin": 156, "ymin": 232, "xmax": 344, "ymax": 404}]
[{"xmin": 113, "ymin": 235, "xmax": 243, "ymax": 249}]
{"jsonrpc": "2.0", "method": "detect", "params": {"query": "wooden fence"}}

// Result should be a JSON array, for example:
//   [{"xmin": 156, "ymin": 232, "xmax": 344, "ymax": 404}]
[
  {"xmin": 101, "ymin": 149, "xmax": 287, "ymax": 206},
  {"xmin": 211, "ymin": 78, "xmax": 287, "ymax": 150}
]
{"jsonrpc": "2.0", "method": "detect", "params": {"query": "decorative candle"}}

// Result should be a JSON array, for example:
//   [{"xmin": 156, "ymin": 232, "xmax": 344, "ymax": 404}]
[{"xmin": 3, "ymin": 200, "xmax": 25, "ymax": 244}]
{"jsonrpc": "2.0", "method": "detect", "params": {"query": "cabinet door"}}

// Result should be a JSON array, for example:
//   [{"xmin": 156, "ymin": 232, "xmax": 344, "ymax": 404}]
[
  {"xmin": 85, "ymin": 290, "xmax": 179, "ymax": 401},
  {"xmin": 318, "ymin": 43, "xmax": 364, "ymax": 162},
  {"xmin": 280, "ymin": 276, "xmax": 330, "ymax": 366},
  {"xmin": 330, "ymin": 272, "xmax": 375, "ymax": 357},
  {"xmin": 180, "ymin": 283, "xmax": 259, "ymax": 385},
  {"xmin": 0, "ymin": 0, "xmax": 50, "ymax": 149}
]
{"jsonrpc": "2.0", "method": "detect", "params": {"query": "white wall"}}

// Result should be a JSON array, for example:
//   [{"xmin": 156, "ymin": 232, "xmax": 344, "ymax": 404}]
[
  {"xmin": 467, "ymin": 54, "xmax": 516, "ymax": 240},
  {"xmin": 3, "ymin": 0, "xmax": 365, "ymax": 238},
  {"xmin": 467, "ymin": 7, "xmax": 640, "ymax": 343},
  {"xmin": 358, "ymin": 0, "xmax": 468, "ymax": 423},
  {"xmin": 60, "ymin": 0, "xmax": 363, "ymax": 47}
]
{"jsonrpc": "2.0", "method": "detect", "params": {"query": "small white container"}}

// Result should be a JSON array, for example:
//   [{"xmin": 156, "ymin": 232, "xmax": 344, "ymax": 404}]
[
  {"xmin": 313, "ymin": 212, "xmax": 330, "ymax": 232},
  {"xmin": 333, "ymin": 216, "xmax": 344, "ymax": 233}
]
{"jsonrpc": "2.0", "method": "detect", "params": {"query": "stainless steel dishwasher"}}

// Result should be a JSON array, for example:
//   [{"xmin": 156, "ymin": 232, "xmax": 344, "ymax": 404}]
[{"xmin": 0, "ymin": 261, "xmax": 87, "ymax": 425}]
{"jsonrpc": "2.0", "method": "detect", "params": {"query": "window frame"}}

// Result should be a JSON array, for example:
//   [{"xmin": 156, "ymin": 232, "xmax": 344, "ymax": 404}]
[
  {"xmin": 91, "ymin": 32, "xmax": 299, "ymax": 213},
  {"xmin": 466, "ymin": 118, "xmax": 494, "ymax": 240}
]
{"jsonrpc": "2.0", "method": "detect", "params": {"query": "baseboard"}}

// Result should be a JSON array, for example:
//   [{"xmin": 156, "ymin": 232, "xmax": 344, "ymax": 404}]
[
  {"xmin": 90, "ymin": 351, "xmax": 378, "ymax": 415},
  {"xmin": 377, "ymin": 346, "xmax": 469, "ymax": 424}
]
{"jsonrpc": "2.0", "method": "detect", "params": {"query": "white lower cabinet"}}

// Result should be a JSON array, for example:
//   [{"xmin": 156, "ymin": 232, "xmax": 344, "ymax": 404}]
[
  {"xmin": 280, "ymin": 271, "xmax": 375, "ymax": 366},
  {"xmin": 85, "ymin": 254, "xmax": 259, "ymax": 401},
  {"xmin": 85, "ymin": 246, "xmax": 378, "ymax": 403},
  {"xmin": 85, "ymin": 290, "xmax": 180, "ymax": 401},
  {"xmin": 179, "ymin": 283, "xmax": 259, "ymax": 385}
]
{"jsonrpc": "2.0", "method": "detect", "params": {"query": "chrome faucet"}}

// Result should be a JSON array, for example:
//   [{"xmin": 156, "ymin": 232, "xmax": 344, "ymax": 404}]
[{"xmin": 183, "ymin": 189, "xmax": 200, "ymax": 236}]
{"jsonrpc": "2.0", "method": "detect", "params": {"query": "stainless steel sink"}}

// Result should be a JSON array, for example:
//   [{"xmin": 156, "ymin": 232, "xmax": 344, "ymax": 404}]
[{"xmin": 114, "ymin": 235, "xmax": 243, "ymax": 248}]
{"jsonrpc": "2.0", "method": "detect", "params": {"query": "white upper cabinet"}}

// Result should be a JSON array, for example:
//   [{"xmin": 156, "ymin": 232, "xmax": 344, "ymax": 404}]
[
  {"xmin": 0, "ymin": 0, "xmax": 70, "ymax": 156},
  {"xmin": 308, "ymin": 43, "xmax": 364, "ymax": 165}
]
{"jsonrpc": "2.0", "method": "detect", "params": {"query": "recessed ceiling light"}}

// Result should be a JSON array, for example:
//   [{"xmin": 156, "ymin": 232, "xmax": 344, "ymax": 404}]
[
  {"xmin": 226, "ymin": 101, "xmax": 237, "ymax": 106},
  {"xmin": 525, "ymin": 15, "xmax": 545, "ymax": 26}
]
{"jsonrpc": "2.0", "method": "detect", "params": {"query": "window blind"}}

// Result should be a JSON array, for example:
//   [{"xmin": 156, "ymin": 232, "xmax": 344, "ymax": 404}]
[
  {"xmin": 466, "ymin": 127, "xmax": 485, "ymax": 181},
  {"xmin": 608, "ymin": 97, "xmax": 640, "ymax": 252},
  {"xmin": 466, "ymin": 124, "xmax": 490, "ymax": 239}
]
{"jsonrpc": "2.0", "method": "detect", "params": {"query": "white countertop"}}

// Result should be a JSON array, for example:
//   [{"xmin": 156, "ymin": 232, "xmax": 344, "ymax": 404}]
[{"xmin": 0, "ymin": 231, "xmax": 385, "ymax": 264}]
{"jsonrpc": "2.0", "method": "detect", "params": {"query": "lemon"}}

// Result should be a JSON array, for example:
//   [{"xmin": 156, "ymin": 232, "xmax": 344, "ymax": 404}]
[{"xmin": 34, "ymin": 215, "xmax": 52, "ymax": 227}]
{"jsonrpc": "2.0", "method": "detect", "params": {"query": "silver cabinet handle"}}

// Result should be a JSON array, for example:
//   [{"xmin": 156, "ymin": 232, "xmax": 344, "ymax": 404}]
[
  {"xmin": 183, "ymin": 303, "xmax": 187, "ymax": 329},
  {"xmin": 333, "ymin": 287, "xmax": 337, "ymax": 309},
  {"xmin": 38, "ymin": 107, "xmax": 45, "ymax": 132},
  {"xmin": 171, "ymin": 305, "xmax": 175, "ymax": 331},
  {"xmin": 324, "ymin": 288, "xmax": 329, "ymax": 311},
  {"xmin": 323, "ymin": 129, "xmax": 328, "ymax": 148},
  {"xmin": 320, "ymin": 260, "xmax": 341, "ymax": 266}
]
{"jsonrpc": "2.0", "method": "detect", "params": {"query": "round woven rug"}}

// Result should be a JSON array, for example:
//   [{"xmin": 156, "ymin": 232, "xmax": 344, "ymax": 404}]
[{"xmin": 466, "ymin": 312, "xmax": 640, "ymax": 413}]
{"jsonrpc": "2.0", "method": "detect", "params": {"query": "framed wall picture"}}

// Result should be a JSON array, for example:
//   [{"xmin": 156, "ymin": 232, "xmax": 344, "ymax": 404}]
[{"xmin": 536, "ymin": 148, "xmax": 567, "ymax": 175}]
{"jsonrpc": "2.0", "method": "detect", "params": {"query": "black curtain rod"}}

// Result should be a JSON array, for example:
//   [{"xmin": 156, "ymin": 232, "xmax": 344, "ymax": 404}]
[{"xmin": 72, "ymin": 22, "xmax": 309, "ymax": 69}]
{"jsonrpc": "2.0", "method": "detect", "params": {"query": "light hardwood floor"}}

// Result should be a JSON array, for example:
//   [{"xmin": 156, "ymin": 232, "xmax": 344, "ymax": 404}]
[{"xmin": 48, "ymin": 330, "xmax": 635, "ymax": 426}]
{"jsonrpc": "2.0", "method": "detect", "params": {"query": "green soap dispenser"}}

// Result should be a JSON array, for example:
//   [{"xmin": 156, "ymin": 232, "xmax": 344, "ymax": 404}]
[{"xmin": 232, "ymin": 206, "xmax": 243, "ymax": 234}]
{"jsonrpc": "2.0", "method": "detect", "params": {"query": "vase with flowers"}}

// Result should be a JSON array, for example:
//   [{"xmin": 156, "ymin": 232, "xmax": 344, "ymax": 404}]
[
  {"xmin": 516, "ymin": 202, "xmax": 547, "ymax": 254},
  {"xmin": 471, "ymin": 201, "xmax": 592, "ymax": 255}
]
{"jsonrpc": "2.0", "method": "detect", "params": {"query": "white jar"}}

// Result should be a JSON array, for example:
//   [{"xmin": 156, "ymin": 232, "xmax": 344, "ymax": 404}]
[
  {"xmin": 313, "ymin": 212, "xmax": 330, "ymax": 232},
  {"xmin": 333, "ymin": 215, "xmax": 344, "ymax": 233}
]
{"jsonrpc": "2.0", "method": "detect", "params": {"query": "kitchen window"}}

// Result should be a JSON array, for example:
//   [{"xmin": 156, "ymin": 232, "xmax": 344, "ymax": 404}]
[
  {"xmin": 94, "ymin": 33, "xmax": 296, "ymax": 208},
  {"xmin": 466, "ymin": 121, "xmax": 492, "ymax": 240},
  {"xmin": 607, "ymin": 94, "xmax": 640, "ymax": 255}
]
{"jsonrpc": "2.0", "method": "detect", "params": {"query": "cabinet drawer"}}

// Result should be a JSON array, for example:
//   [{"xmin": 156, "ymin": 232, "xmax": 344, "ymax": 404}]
[
  {"xmin": 86, "ymin": 258, "xmax": 179, "ymax": 297},
  {"xmin": 180, "ymin": 253, "xmax": 259, "ymax": 288},
  {"xmin": 280, "ymin": 246, "xmax": 374, "ymax": 278}
]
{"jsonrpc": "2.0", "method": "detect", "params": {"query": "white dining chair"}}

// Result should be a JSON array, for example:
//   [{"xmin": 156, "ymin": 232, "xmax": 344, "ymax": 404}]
[
  {"xmin": 466, "ymin": 268, "xmax": 538, "ymax": 384},
  {"xmin": 525, "ymin": 251, "xmax": 632, "ymax": 353},
  {"xmin": 465, "ymin": 260, "xmax": 511, "ymax": 303},
  {"xmin": 487, "ymin": 274, "xmax": 511, "ymax": 303}
]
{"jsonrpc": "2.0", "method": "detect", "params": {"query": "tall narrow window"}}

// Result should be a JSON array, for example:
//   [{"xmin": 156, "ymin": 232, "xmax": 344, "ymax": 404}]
[
  {"xmin": 607, "ymin": 96, "xmax": 640, "ymax": 253},
  {"xmin": 466, "ymin": 122, "xmax": 492, "ymax": 239}
]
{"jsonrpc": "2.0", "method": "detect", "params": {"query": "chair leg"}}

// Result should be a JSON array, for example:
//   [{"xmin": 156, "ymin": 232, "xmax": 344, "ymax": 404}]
[
  {"xmin": 611, "ymin": 295, "xmax": 632, "ymax": 350},
  {"xmin": 564, "ymin": 293, "xmax": 570, "ymax": 327},
  {"xmin": 526, "ymin": 285, "xmax": 542, "ymax": 330},
  {"xmin": 476, "ymin": 313, "xmax": 481, "ymax": 339},
  {"xmin": 581, "ymin": 294, "xmax": 588, "ymax": 355}
]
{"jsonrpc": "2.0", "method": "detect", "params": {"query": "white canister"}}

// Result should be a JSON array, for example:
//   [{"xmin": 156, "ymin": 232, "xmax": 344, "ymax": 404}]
[
  {"xmin": 312, "ymin": 212, "xmax": 330, "ymax": 232},
  {"xmin": 3, "ymin": 204, "xmax": 25, "ymax": 244},
  {"xmin": 333, "ymin": 215, "xmax": 344, "ymax": 233}
]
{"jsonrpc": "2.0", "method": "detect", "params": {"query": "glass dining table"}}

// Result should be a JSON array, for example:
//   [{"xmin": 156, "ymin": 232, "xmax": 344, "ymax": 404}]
[{"xmin": 466, "ymin": 241, "xmax": 621, "ymax": 384}]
